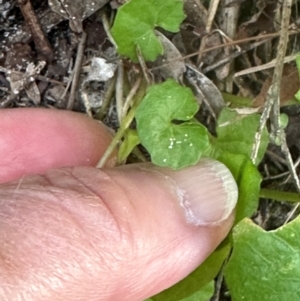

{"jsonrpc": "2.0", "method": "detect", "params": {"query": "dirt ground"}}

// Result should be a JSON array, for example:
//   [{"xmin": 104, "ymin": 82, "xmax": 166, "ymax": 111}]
[{"xmin": 1, "ymin": 0, "xmax": 300, "ymax": 300}]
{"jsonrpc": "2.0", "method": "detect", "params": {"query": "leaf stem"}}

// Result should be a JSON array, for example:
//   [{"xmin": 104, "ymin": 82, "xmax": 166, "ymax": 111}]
[
  {"xmin": 96, "ymin": 79, "xmax": 147, "ymax": 168},
  {"xmin": 259, "ymin": 188, "xmax": 300, "ymax": 203},
  {"xmin": 96, "ymin": 107, "xmax": 137, "ymax": 168},
  {"xmin": 122, "ymin": 76, "xmax": 142, "ymax": 120},
  {"xmin": 94, "ymin": 75, "xmax": 117, "ymax": 120},
  {"xmin": 222, "ymin": 92, "xmax": 253, "ymax": 107}
]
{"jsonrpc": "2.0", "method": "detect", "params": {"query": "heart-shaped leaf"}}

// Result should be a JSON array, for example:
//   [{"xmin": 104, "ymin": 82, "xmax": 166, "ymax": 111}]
[{"xmin": 136, "ymin": 79, "xmax": 209, "ymax": 169}]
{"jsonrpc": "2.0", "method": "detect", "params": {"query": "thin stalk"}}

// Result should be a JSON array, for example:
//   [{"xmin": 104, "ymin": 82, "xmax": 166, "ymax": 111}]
[
  {"xmin": 96, "ymin": 107, "xmax": 137, "ymax": 168},
  {"xmin": 96, "ymin": 79, "xmax": 147, "ymax": 168},
  {"xmin": 122, "ymin": 76, "xmax": 142, "ymax": 120},
  {"xmin": 94, "ymin": 75, "xmax": 116, "ymax": 120},
  {"xmin": 259, "ymin": 188, "xmax": 300, "ymax": 203},
  {"xmin": 115, "ymin": 63, "xmax": 124, "ymax": 124}
]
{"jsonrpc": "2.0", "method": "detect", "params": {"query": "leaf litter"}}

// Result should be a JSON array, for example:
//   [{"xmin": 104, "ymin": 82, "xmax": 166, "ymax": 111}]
[{"xmin": 1, "ymin": 1, "xmax": 300, "ymax": 300}]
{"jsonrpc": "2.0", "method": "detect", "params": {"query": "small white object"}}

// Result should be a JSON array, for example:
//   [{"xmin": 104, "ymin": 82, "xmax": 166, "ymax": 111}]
[{"xmin": 85, "ymin": 57, "xmax": 117, "ymax": 82}]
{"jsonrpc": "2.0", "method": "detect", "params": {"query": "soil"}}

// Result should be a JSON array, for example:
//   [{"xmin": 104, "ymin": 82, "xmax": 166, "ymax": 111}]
[{"xmin": 1, "ymin": 0, "xmax": 300, "ymax": 300}]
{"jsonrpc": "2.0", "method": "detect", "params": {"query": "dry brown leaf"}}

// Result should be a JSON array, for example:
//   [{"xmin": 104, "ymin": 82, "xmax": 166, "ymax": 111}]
[
  {"xmin": 48, "ymin": 0, "xmax": 110, "ymax": 32},
  {"xmin": 253, "ymin": 65, "xmax": 300, "ymax": 107},
  {"xmin": 186, "ymin": 64, "xmax": 225, "ymax": 119},
  {"xmin": 236, "ymin": 1, "xmax": 276, "ymax": 40},
  {"xmin": 151, "ymin": 31, "xmax": 186, "ymax": 81}
]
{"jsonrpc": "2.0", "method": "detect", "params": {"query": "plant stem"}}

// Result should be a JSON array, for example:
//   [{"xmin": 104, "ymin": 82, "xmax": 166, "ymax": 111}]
[
  {"xmin": 259, "ymin": 188, "xmax": 300, "ymax": 203},
  {"xmin": 96, "ymin": 79, "xmax": 147, "ymax": 168},
  {"xmin": 222, "ymin": 92, "xmax": 253, "ymax": 107},
  {"xmin": 96, "ymin": 106, "xmax": 137, "ymax": 168}
]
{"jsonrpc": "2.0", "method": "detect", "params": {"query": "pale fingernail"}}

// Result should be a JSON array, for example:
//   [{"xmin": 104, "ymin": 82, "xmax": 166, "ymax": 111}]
[{"xmin": 158, "ymin": 159, "xmax": 238, "ymax": 226}]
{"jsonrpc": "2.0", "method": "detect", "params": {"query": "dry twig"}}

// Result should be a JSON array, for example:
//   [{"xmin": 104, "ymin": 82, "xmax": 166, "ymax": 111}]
[
  {"xmin": 67, "ymin": 32, "xmax": 87, "ymax": 110},
  {"xmin": 251, "ymin": 0, "xmax": 300, "ymax": 198},
  {"xmin": 17, "ymin": 0, "xmax": 53, "ymax": 62}
]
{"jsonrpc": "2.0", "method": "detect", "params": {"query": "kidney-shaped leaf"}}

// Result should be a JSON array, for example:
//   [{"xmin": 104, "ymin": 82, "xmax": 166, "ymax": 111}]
[
  {"xmin": 216, "ymin": 152, "xmax": 261, "ymax": 223},
  {"xmin": 225, "ymin": 218, "xmax": 300, "ymax": 301},
  {"xmin": 136, "ymin": 79, "xmax": 209, "ymax": 170},
  {"xmin": 111, "ymin": 0, "xmax": 186, "ymax": 62},
  {"xmin": 215, "ymin": 108, "xmax": 269, "ymax": 165}
]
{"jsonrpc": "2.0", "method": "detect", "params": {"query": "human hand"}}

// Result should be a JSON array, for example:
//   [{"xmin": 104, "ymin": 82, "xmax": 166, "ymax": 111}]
[{"xmin": 0, "ymin": 108, "xmax": 238, "ymax": 301}]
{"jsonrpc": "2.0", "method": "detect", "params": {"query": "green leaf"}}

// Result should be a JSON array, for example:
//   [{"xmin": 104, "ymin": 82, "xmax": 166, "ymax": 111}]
[
  {"xmin": 150, "ymin": 239, "xmax": 231, "ymax": 301},
  {"xmin": 215, "ymin": 108, "xmax": 269, "ymax": 165},
  {"xmin": 118, "ymin": 129, "xmax": 140, "ymax": 163},
  {"xmin": 136, "ymin": 79, "xmax": 209, "ymax": 170},
  {"xmin": 206, "ymin": 107, "xmax": 264, "ymax": 223},
  {"xmin": 295, "ymin": 54, "xmax": 300, "ymax": 78},
  {"xmin": 217, "ymin": 152, "xmax": 261, "ymax": 223},
  {"xmin": 279, "ymin": 113, "xmax": 289, "ymax": 129},
  {"xmin": 294, "ymin": 89, "xmax": 300, "ymax": 102},
  {"xmin": 295, "ymin": 55, "xmax": 300, "ymax": 101},
  {"xmin": 175, "ymin": 281, "xmax": 214, "ymax": 301},
  {"xmin": 225, "ymin": 218, "xmax": 300, "ymax": 301},
  {"xmin": 111, "ymin": 0, "xmax": 186, "ymax": 62},
  {"xmin": 146, "ymin": 283, "xmax": 213, "ymax": 301}
]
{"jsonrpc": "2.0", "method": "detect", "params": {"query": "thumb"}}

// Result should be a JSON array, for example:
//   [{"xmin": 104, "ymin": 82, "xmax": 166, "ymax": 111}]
[{"xmin": 0, "ymin": 159, "xmax": 238, "ymax": 301}]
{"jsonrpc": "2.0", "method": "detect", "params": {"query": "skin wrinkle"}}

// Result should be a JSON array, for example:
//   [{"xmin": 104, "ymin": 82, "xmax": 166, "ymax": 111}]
[
  {"xmin": 0, "ymin": 203, "xmax": 111, "ymax": 300},
  {"xmin": 27, "ymin": 259, "xmax": 92, "ymax": 301},
  {"xmin": 68, "ymin": 168, "xmax": 123, "ymax": 240},
  {"xmin": 0, "ymin": 171, "xmax": 119, "ymax": 300},
  {"xmin": 1, "ymin": 192, "xmax": 72, "ymax": 257},
  {"xmin": 70, "ymin": 167, "xmax": 138, "ymax": 250},
  {"xmin": 49, "ymin": 169, "xmax": 138, "ymax": 260},
  {"xmin": 2, "ymin": 170, "xmax": 132, "ymax": 262},
  {"xmin": 1, "ymin": 237, "xmax": 65, "ymax": 300},
  {"xmin": 101, "ymin": 174, "xmax": 140, "ymax": 250},
  {"xmin": 104, "ymin": 170, "xmax": 158, "ymax": 258},
  {"xmin": 40, "ymin": 172, "xmax": 125, "ymax": 266}
]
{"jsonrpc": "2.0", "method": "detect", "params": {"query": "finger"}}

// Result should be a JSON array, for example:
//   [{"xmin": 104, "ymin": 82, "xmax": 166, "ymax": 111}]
[
  {"xmin": 0, "ymin": 108, "xmax": 115, "ymax": 183},
  {"xmin": 0, "ymin": 159, "xmax": 238, "ymax": 301}
]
